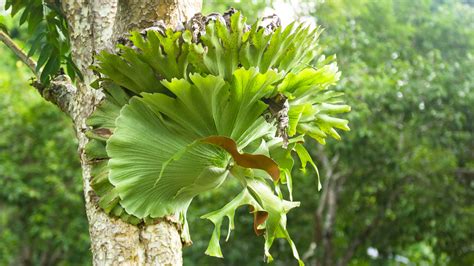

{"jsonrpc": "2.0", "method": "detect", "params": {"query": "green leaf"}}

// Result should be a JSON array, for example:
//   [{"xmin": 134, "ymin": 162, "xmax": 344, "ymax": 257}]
[
  {"xmin": 19, "ymin": 5, "xmax": 30, "ymax": 26},
  {"xmin": 294, "ymin": 143, "xmax": 321, "ymax": 191},
  {"xmin": 106, "ymin": 96, "xmax": 230, "ymax": 218},
  {"xmin": 27, "ymin": 32, "xmax": 46, "ymax": 57},
  {"xmin": 39, "ymin": 52, "xmax": 60, "ymax": 83},
  {"xmin": 66, "ymin": 55, "xmax": 83, "ymax": 81},
  {"xmin": 10, "ymin": 0, "xmax": 24, "ymax": 17},
  {"xmin": 85, "ymin": 139, "xmax": 107, "ymax": 160},
  {"xmin": 201, "ymin": 188, "xmax": 264, "ymax": 257},
  {"xmin": 144, "ymin": 68, "xmax": 279, "ymax": 146},
  {"xmin": 279, "ymin": 66, "xmax": 350, "ymax": 143},
  {"xmin": 27, "ymin": 5, "xmax": 44, "ymax": 33},
  {"xmin": 130, "ymin": 29, "xmax": 188, "ymax": 80},
  {"xmin": 35, "ymin": 44, "xmax": 53, "ymax": 72},
  {"xmin": 202, "ymin": 177, "xmax": 301, "ymax": 263},
  {"xmin": 95, "ymin": 49, "xmax": 163, "ymax": 95},
  {"xmin": 4, "ymin": 0, "xmax": 12, "ymax": 10},
  {"xmin": 86, "ymin": 83, "xmax": 130, "ymax": 129}
]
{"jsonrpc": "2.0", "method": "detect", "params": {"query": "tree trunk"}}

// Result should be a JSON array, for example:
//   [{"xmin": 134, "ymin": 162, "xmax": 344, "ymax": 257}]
[{"xmin": 60, "ymin": 0, "xmax": 201, "ymax": 264}]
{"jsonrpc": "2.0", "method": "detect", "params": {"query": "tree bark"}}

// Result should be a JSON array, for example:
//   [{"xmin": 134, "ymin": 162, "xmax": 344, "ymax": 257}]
[{"xmin": 59, "ymin": 0, "xmax": 201, "ymax": 264}]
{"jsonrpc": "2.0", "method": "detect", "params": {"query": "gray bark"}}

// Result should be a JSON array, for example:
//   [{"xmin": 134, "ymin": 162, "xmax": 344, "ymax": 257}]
[{"xmin": 58, "ymin": 0, "xmax": 201, "ymax": 265}]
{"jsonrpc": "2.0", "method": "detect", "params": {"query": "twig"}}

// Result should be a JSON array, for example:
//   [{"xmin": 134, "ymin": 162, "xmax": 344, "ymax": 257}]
[{"xmin": 0, "ymin": 30, "xmax": 39, "ymax": 78}]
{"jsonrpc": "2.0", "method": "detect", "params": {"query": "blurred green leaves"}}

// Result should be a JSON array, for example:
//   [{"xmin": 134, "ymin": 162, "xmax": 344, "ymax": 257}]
[
  {"xmin": 0, "ymin": 42, "xmax": 89, "ymax": 265},
  {"xmin": 3, "ymin": 0, "xmax": 82, "ymax": 84}
]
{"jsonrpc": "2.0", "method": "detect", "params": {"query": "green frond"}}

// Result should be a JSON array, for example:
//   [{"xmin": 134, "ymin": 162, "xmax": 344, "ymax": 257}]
[
  {"xmin": 279, "ymin": 65, "xmax": 351, "ymax": 144},
  {"xmin": 85, "ymin": 10, "xmax": 351, "ymax": 264}
]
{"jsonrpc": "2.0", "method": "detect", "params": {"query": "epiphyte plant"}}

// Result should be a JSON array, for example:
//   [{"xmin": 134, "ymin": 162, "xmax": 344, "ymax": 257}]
[{"xmin": 85, "ymin": 8, "xmax": 350, "ymax": 265}]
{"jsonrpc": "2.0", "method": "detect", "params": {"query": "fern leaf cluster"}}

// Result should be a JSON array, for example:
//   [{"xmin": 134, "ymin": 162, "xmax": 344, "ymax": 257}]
[{"xmin": 85, "ymin": 10, "xmax": 350, "ymax": 264}]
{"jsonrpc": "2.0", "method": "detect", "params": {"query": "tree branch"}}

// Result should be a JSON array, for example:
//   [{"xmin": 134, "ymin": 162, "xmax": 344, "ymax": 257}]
[
  {"xmin": 35, "ymin": 75, "xmax": 78, "ymax": 115},
  {"xmin": 321, "ymin": 179, "xmax": 337, "ymax": 266},
  {"xmin": 0, "ymin": 30, "xmax": 79, "ymax": 116},
  {"xmin": 0, "ymin": 30, "xmax": 38, "ymax": 78},
  {"xmin": 312, "ymin": 147, "xmax": 346, "ymax": 266},
  {"xmin": 314, "ymin": 148, "xmax": 342, "ymax": 245}
]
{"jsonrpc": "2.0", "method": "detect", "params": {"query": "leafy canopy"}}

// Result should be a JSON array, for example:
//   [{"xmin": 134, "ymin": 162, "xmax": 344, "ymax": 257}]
[{"xmin": 85, "ymin": 10, "xmax": 350, "ymax": 264}]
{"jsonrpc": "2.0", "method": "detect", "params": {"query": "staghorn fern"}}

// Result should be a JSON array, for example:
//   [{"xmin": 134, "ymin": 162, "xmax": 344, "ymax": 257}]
[{"xmin": 85, "ymin": 10, "xmax": 350, "ymax": 265}]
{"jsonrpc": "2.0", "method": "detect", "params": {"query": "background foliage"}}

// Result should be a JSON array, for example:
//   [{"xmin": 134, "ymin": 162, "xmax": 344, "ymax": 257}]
[
  {"xmin": 0, "ymin": 27, "xmax": 90, "ymax": 264},
  {"xmin": 1, "ymin": 0, "xmax": 473, "ymax": 265}
]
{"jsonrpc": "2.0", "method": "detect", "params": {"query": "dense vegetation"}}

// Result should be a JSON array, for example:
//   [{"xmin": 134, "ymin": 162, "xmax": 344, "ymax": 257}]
[
  {"xmin": 0, "ymin": 30, "xmax": 90, "ymax": 264},
  {"xmin": 1, "ymin": 0, "xmax": 472, "ymax": 265}
]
